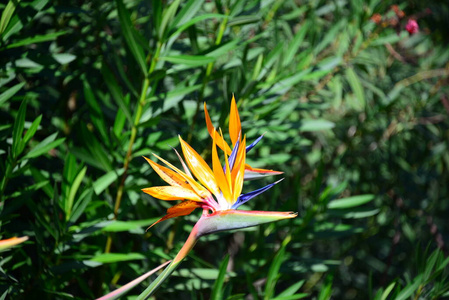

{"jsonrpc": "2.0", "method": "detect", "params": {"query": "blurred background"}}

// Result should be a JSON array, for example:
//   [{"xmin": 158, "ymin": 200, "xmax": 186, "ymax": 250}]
[{"xmin": 1, "ymin": 0, "xmax": 448, "ymax": 299}]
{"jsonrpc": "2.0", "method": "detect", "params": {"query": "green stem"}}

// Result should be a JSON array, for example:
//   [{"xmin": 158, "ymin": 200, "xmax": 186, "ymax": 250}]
[{"xmin": 106, "ymin": 42, "xmax": 163, "ymax": 253}]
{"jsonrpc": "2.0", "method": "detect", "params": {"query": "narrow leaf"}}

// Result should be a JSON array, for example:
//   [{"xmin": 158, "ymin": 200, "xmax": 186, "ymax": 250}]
[
  {"xmin": 115, "ymin": 0, "xmax": 147, "ymax": 75},
  {"xmin": 160, "ymin": 55, "xmax": 215, "ymax": 66},
  {"xmin": 265, "ymin": 243, "xmax": 287, "ymax": 299},
  {"xmin": 0, "ymin": 0, "xmax": 21, "ymax": 35},
  {"xmin": 328, "ymin": 195, "xmax": 375, "ymax": 209},
  {"xmin": 90, "ymin": 253, "xmax": 146, "ymax": 264},
  {"xmin": 210, "ymin": 255, "xmax": 230, "ymax": 300},
  {"xmin": 6, "ymin": 31, "xmax": 67, "ymax": 49},
  {"xmin": 345, "ymin": 67, "xmax": 366, "ymax": 110},
  {"xmin": 66, "ymin": 166, "xmax": 87, "ymax": 220},
  {"xmin": 22, "ymin": 114, "xmax": 42, "ymax": 145},
  {"xmin": 171, "ymin": 0, "xmax": 204, "ymax": 28},
  {"xmin": 0, "ymin": 82, "xmax": 25, "ymax": 107},
  {"xmin": 101, "ymin": 64, "xmax": 133, "ymax": 125},
  {"xmin": 12, "ymin": 99, "xmax": 27, "ymax": 158},
  {"xmin": 23, "ymin": 133, "xmax": 65, "ymax": 159}
]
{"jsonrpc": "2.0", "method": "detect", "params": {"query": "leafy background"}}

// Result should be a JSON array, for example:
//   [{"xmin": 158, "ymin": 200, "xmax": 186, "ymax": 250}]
[{"xmin": 1, "ymin": 0, "xmax": 448, "ymax": 299}]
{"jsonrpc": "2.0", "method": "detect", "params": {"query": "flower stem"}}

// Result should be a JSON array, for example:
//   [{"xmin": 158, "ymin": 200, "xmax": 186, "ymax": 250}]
[{"xmin": 137, "ymin": 226, "xmax": 199, "ymax": 299}]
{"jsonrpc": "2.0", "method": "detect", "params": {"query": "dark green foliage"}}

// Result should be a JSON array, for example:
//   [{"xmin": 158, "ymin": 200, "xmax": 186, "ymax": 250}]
[{"xmin": 0, "ymin": 0, "xmax": 448, "ymax": 299}]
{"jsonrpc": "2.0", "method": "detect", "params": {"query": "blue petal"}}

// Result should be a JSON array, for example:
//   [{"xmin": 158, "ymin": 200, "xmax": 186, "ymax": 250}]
[
  {"xmin": 226, "ymin": 139, "xmax": 240, "ymax": 172},
  {"xmin": 232, "ymin": 178, "xmax": 284, "ymax": 209},
  {"xmin": 246, "ymin": 134, "xmax": 264, "ymax": 153}
]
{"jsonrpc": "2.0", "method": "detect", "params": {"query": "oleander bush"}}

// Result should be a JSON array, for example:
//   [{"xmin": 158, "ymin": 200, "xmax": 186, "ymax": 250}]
[{"xmin": 1, "ymin": 0, "xmax": 448, "ymax": 299}]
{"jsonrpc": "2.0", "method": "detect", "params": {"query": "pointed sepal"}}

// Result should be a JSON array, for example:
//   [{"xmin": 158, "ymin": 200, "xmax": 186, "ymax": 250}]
[{"xmin": 232, "ymin": 178, "xmax": 284, "ymax": 209}]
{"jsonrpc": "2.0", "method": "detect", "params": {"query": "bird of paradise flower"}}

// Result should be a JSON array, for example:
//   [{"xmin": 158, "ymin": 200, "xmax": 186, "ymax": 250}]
[{"xmin": 134, "ymin": 96, "xmax": 297, "ymax": 298}]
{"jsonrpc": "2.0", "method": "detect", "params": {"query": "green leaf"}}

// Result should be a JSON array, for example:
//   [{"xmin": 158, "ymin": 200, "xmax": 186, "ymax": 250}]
[
  {"xmin": 101, "ymin": 64, "xmax": 133, "ymax": 125},
  {"xmin": 283, "ymin": 21, "xmax": 309, "ymax": 67},
  {"xmin": 317, "ymin": 274, "xmax": 333, "ymax": 300},
  {"xmin": 0, "ymin": 82, "xmax": 25, "ymax": 107},
  {"xmin": 65, "ymin": 166, "xmax": 87, "ymax": 220},
  {"xmin": 101, "ymin": 218, "xmax": 158, "ymax": 233},
  {"xmin": 276, "ymin": 280, "xmax": 305, "ymax": 298},
  {"xmin": 395, "ymin": 274, "xmax": 423, "ymax": 300},
  {"xmin": 267, "ymin": 69, "xmax": 311, "ymax": 94},
  {"xmin": 345, "ymin": 67, "xmax": 366, "ymax": 110},
  {"xmin": 328, "ymin": 195, "xmax": 375, "ymax": 209},
  {"xmin": 92, "ymin": 169, "xmax": 124, "ymax": 195},
  {"xmin": 210, "ymin": 255, "xmax": 230, "ymax": 300},
  {"xmin": 380, "ymin": 282, "xmax": 396, "ymax": 300},
  {"xmin": 12, "ymin": 99, "xmax": 27, "ymax": 158},
  {"xmin": 423, "ymin": 249, "xmax": 439, "ymax": 280},
  {"xmin": 23, "ymin": 133, "xmax": 65, "ymax": 159},
  {"xmin": 5, "ymin": 31, "xmax": 67, "ymax": 49},
  {"xmin": 112, "ymin": 94, "xmax": 130, "ymax": 139},
  {"xmin": 205, "ymin": 39, "xmax": 240, "ymax": 58},
  {"xmin": 171, "ymin": 0, "xmax": 204, "ymax": 28},
  {"xmin": 22, "ymin": 114, "xmax": 42, "ymax": 145},
  {"xmin": 69, "ymin": 189, "xmax": 93, "ymax": 223},
  {"xmin": 227, "ymin": 15, "xmax": 260, "ymax": 27},
  {"xmin": 329, "ymin": 208, "xmax": 380, "ymax": 219},
  {"xmin": 313, "ymin": 19, "xmax": 346, "ymax": 55},
  {"xmin": 115, "ymin": 0, "xmax": 147, "ymax": 75},
  {"xmin": 30, "ymin": 167, "xmax": 53, "ymax": 198},
  {"xmin": 299, "ymin": 119, "xmax": 335, "ymax": 132},
  {"xmin": 271, "ymin": 295, "xmax": 309, "ymax": 300},
  {"xmin": 371, "ymin": 32, "xmax": 408, "ymax": 46},
  {"xmin": 8, "ymin": 179, "xmax": 49, "ymax": 198},
  {"xmin": 145, "ymin": 84, "xmax": 202, "ymax": 119},
  {"xmin": 83, "ymin": 79, "xmax": 109, "ymax": 145},
  {"xmin": 160, "ymin": 55, "xmax": 216, "ymax": 67},
  {"xmin": 52, "ymin": 53, "xmax": 76, "ymax": 64},
  {"xmin": 0, "ymin": 0, "xmax": 21, "ymax": 35},
  {"xmin": 265, "ymin": 243, "xmax": 286, "ymax": 300},
  {"xmin": 168, "ymin": 14, "xmax": 227, "ymax": 40},
  {"xmin": 158, "ymin": 0, "xmax": 180, "ymax": 40},
  {"xmin": 90, "ymin": 253, "xmax": 146, "ymax": 263},
  {"xmin": 175, "ymin": 268, "xmax": 236, "ymax": 280},
  {"xmin": 77, "ymin": 124, "xmax": 112, "ymax": 172}
]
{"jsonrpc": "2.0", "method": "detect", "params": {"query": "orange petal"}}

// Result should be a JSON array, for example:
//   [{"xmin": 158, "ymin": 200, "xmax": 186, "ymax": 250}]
[
  {"xmin": 142, "ymin": 186, "xmax": 203, "ymax": 201},
  {"xmin": 179, "ymin": 136, "xmax": 220, "ymax": 196},
  {"xmin": 212, "ymin": 130, "xmax": 232, "ymax": 201},
  {"xmin": 204, "ymin": 102, "xmax": 215, "ymax": 138},
  {"xmin": 229, "ymin": 95, "xmax": 241, "ymax": 146},
  {"xmin": 204, "ymin": 102, "xmax": 232, "ymax": 154},
  {"xmin": 232, "ymin": 136, "xmax": 246, "ymax": 203},
  {"xmin": 0, "ymin": 236, "xmax": 28, "ymax": 250},
  {"xmin": 143, "ymin": 156, "xmax": 191, "ymax": 190},
  {"xmin": 148, "ymin": 200, "xmax": 201, "ymax": 228},
  {"xmin": 152, "ymin": 154, "xmax": 211, "ymax": 199}
]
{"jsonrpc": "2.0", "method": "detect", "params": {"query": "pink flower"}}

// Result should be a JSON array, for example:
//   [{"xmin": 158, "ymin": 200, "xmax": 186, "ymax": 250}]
[{"xmin": 405, "ymin": 19, "xmax": 419, "ymax": 35}]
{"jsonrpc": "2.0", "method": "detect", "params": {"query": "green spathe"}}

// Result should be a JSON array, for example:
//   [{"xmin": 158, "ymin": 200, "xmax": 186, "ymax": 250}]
[
  {"xmin": 195, "ymin": 210, "xmax": 298, "ymax": 237},
  {"xmin": 136, "ymin": 209, "xmax": 297, "ymax": 299}
]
